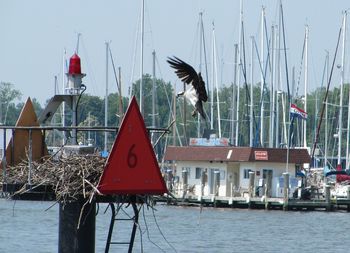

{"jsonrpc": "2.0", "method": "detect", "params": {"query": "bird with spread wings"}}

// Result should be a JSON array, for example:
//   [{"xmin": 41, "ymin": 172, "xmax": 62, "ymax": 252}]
[{"xmin": 167, "ymin": 56, "xmax": 208, "ymax": 120}]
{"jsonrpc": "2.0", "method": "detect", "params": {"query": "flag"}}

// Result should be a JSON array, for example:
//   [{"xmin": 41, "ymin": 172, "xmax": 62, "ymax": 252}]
[{"xmin": 290, "ymin": 103, "xmax": 308, "ymax": 120}]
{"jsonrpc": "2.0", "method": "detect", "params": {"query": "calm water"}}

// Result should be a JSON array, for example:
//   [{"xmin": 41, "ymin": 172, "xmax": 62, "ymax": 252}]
[{"xmin": 0, "ymin": 198, "xmax": 349, "ymax": 252}]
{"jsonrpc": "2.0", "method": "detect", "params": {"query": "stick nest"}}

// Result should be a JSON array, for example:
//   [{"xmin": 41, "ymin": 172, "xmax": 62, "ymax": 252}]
[{"xmin": 1, "ymin": 153, "xmax": 106, "ymax": 204}]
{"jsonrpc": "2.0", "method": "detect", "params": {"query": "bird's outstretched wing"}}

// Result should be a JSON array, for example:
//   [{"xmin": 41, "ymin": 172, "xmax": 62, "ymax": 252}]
[{"xmin": 167, "ymin": 56, "xmax": 207, "ymax": 102}]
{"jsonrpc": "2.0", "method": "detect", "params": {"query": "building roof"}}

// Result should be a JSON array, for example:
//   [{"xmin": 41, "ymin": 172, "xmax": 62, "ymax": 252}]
[{"xmin": 163, "ymin": 146, "xmax": 310, "ymax": 164}]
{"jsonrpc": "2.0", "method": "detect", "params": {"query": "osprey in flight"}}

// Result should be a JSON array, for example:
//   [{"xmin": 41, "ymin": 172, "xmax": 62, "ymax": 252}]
[{"xmin": 167, "ymin": 56, "xmax": 208, "ymax": 119}]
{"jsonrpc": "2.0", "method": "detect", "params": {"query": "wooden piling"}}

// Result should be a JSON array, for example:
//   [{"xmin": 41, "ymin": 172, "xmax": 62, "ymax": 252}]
[
  {"xmin": 347, "ymin": 186, "xmax": 350, "ymax": 212},
  {"xmin": 58, "ymin": 199, "xmax": 96, "ymax": 253},
  {"xmin": 248, "ymin": 171, "xmax": 255, "ymax": 198},
  {"xmin": 325, "ymin": 185, "xmax": 331, "ymax": 212},
  {"xmin": 264, "ymin": 178, "xmax": 271, "ymax": 210},
  {"xmin": 283, "ymin": 172, "xmax": 289, "ymax": 211},
  {"xmin": 248, "ymin": 171, "xmax": 255, "ymax": 209},
  {"xmin": 182, "ymin": 170, "xmax": 188, "ymax": 199}
]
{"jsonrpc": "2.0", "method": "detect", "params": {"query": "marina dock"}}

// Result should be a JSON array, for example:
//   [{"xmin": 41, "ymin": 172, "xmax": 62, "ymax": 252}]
[{"xmin": 157, "ymin": 195, "xmax": 350, "ymax": 212}]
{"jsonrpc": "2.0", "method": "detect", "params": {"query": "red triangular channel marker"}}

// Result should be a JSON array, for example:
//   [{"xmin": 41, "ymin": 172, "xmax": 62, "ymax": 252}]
[{"xmin": 98, "ymin": 96, "xmax": 167, "ymax": 195}]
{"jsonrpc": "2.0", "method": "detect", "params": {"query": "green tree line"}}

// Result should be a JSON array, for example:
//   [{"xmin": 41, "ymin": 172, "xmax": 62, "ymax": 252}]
[{"xmin": 1, "ymin": 78, "xmax": 348, "ymax": 161}]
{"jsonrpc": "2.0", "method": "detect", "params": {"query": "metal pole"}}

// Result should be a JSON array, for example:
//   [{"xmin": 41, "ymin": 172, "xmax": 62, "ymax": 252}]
[
  {"xmin": 2, "ymin": 129, "xmax": 6, "ymax": 185},
  {"xmin": 62, "ymin": 49, "xmax": 67, "ymax": 145},
  {"xmin": 213, "ymin": 24, "xmax": 222, "ymax": 137},
  {"xmin": 105, "ymin": 42, "xmax": 109, "ymax": 151},
  {"xmin": 105, "ymin": 204, "xmax": 115, "ymax": 253},
  {"xmin": 260, "ymin": 7, "xmax": 265, "ymax": 147},
  {"xmin": 337, "ymin": 12, "xmax": 347, "ymax": 167},
  {"xmin": 324, "ymin": 52, "xmax": 329, "ymax": 167},
  {"xmin": 270, "ymin": 25, "xmax": 276, "ymax": 148},
  {"xmin": 276, "ymin": 91, "xmax": 280, "ymax": 147},
  {"xmin": 249, "ymin": 36, "xmax": 254, "ymax": 147},
  {"xmin": 210, "ymin": 24, "xmax": 215, "ymax": 131},
  {"xmin": 28, "ymin": 129, "xmax": 32, "ymax": 186},
  {"xmin": 199, "ymin": 12, "xmax": 203, "ymax": 137},
  {"xmin": 152, "ymin": 50, "xmax": 156, "ymax": 129},
  {"xmin": 139, "ymin": 0, "xmax": 145, "ymax": 114},
  {"xmin": 231, "ymin": 44, "xmax": 238, "ymax": 144},
  {"xmin": 11, "ymin": 129, "xmax": 14, "ymax": 165},
  {"xmin": 303, "ymin": 25, "xmax": 309, "ymax": 148},
  {"xmin": 235, "ymin": 0, "xmax": 243, "ymax": 146},
  {"xmin": 173, "ymin": 85, "xmax": 177, "ymax": 147},
  {"xmin": 72, "ymin": 96, "xmax": 78, "ymax": 145},
  {"xmin": 118, "ymin": 67, "xmax": 123, "ymax": 121},
  {"xmin": 183, "ymin": 81, "xmax": 187, "ymax": 145},
  {"xmin": 151, "ymin": 51, "xmax": 156, "ymax": 145},
  {"xmin": 128, "ymin": 201, "xmax": 139, "ymax": 253}
]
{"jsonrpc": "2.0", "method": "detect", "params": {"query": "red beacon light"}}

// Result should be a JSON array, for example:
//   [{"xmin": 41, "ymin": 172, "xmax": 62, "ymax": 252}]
[
  {"xmin": 66, "ymin": 53, "xmax": 86, "ymax": 94},
  {"xmin": 68, "ymin": 53, "xmax": 82, "ymax": 75}
]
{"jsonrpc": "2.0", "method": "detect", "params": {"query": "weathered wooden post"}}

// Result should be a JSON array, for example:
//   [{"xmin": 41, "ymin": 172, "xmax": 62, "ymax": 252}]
[
  {"xmin": 58, "ymin": 199, "xmax": 96, "ymax": 253},
  {"xmin": 199, "ymin": 169, "xmax": 207, "ymax": 201},
  {"xmin": 266, "ymin": 174, "xmax": 272, "ymax": 198},
  {"xmin": 347, "ymin": 185, "xmax": 350, "ymax": 212},
  {"xmin": 214, "ymin": 170, "xmax": 220, "ymax": 197},
  {"xmin": 248, "ymin": 171, "xmax": 255, "ymax": 208},
  {"xmin": 182, "ymin": 169, "xmax": 188, "ymax": 199},
  {"xmin": 283, "ymin": 172, "xmax": 289, "ymax": 211},
  {"xmin": 325, "ymin": 185, "xmax": 331, "ymax": 212},
  {"xmin": 264, "ymin": 178, "xmax": 270, "ymax": 210},
  {"xmin": 248, "ymin": 171, "xmax": 255, "ymax": 198},
  {"xmin": 2, "ymin": 129, "xmax": 7, "ymax": 187}
]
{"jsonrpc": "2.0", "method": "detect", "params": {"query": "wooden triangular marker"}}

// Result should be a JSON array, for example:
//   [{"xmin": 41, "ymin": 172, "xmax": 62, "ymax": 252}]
[{"xmin": 1, "ymin": 97, "xmax": 48, "ymax": 167}]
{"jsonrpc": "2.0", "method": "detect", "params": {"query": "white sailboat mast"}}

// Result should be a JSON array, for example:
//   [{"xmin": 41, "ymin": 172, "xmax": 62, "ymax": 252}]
[
  {"xmin": 151, "ymin": 50, "xmax": 156, "ymax": 145},
  {"xmin": 269, "ymin": 25, "xmax": 276, "ymax": 148},
  {"xmin": 275, "ymin": 24, "xmax": 281, "ymax": 148},
  {"xmin": 278, "ymin": 4, "xmax": 287, "ymax": 147},
  {"xmin": 139, "ymin": 0, "xmax": 145, "ymax": 114},
  {"xmin": 212, "ymin": 23, "xmax": 221, "ymax": 138},
  {"xmin": 231, "ymin": 44, "xmax": 238, "ymax": 144},
  {"xmin": 345, "ymin": 12, "xmax": 350, "ymax": 170},
  {"xmin": 62, "ymin": 49, "xmax": 67, "ymax": 145},
  {"xmin": 210, "ymin": 25, "xmax": 215, "ymax": 131},
  {"xmin": 303, "ymin": 25, "xmax": 309, "ymax": 148},
  {"xmin": 337, "ymin": 12, "xmax": 347, "ymax": 167},
  {"xmin": 324, "ymin": 52, "xmax": 329, "ymax": 167},
  {"xmin": 199, "ymin": 12, "xmax": 203, "ymax": 137},
  {"xmin": 260, "ymin": 7, "xmax": 265, "ymax": 147},
  {"xmin": 104, "ymin": 42, "xmax": 109, "ymax": 152},
  {"xmin": 152, "ymin": 50, "xmax": 156, "ymax": 129},
  {"xmin": 235, "ymin": 0, "xmax": 243, "ymax": 146},
  {"xmin": 250, "ymin": 36, "xmax": 254, "ymax": 147}
]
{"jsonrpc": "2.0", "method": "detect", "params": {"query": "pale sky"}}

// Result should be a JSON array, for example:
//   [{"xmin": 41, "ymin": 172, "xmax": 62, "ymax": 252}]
[{"xmin": 0, "ymin": 0, "xmax": 350, "ymax": 105}]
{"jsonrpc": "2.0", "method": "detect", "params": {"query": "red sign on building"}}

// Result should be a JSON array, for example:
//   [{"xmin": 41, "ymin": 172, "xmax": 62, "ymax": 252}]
[{"xmin": 254, "ymin": 151, "xmax": 268, "ymax": 161}]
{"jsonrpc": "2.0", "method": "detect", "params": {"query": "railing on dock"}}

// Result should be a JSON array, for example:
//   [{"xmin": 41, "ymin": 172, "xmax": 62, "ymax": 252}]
[{"xmin": 0, "ymin": 125, "xmax": 167, "ymax": 190}]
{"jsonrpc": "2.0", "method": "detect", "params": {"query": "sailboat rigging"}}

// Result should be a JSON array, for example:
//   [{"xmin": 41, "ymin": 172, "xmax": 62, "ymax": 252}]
[{"xmin": 311, "ymin": 25, "xmax": 342, "ymax": 162}]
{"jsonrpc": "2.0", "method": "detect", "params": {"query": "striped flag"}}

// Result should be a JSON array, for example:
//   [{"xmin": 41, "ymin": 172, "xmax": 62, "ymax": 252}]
[{"xmin": 290, "ymin": 103, "xmax": 308, "ymax": 120}]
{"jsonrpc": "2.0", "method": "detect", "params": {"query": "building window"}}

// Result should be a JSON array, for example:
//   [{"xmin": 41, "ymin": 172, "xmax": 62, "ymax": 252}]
[
  {"xmin": 244, "ymin": 169, "xmax": 252, "ymax": 179},
  {"xmin": 195, "ymin": 167, "xmax": 202, "ymax": 179},
  {"xmin": 263, "ymin": 169, "xmax": 273, "ymax": 179},
  {"xmin": 182, "ymin": 167, "xmax": 191, "ymax": 178},
  {"xmin": 220, "ymin": 170, "xmax": 226, "ymax": 180},
  {"xmin": 295, "ymin": 164, "xmax": 301, "ymax": 177}
]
